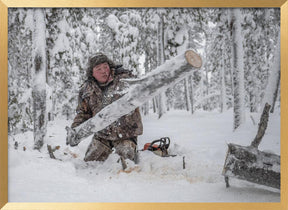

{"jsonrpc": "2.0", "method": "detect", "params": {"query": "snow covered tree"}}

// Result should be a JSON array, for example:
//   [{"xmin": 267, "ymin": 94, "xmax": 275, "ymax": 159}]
[
  {"xmin": 184, "ymin": 9, "xmax": 207, "ymax": 113},
  {"xmin": 52, "ymin": 9, "xmax": 85, "ymax": 119},
  {"xmin": 207, "ymin": 9, "xmax": 232, "ymax": 112},
  {"xmin": 243, "ymin": 9, "xmax": 269, "ymax": 113},
  {"xmin": 31, "ymin": 9, "xmax": 47, "ymax": 149},
  {"xmin": 230, "ymin": 9, "xmax": 245, "ymax": 130},
  {"xmin": 165, "ymin": 9, "xmax": 191, "ymax": 112},
  {"xmin": 45, "ymin": 8, "xmax": 64, "ymax": 121},
  {"xmin": 8, "ymin": 9, "xmax": 34, "ymax": 133},
  {"xmin": 262, "ymin": 32, "xmax": 280, "ymax": 113},
  {"xmin": 242, "ymin": 8, "xmax": 280, "ymax": 113},
  {"xmin": 155, "ymin": 9, "xmax": 167, "ymax": 118},
  {"xmin": 106, "ymin": 9, "xmax": 142, "ymax": 74}
]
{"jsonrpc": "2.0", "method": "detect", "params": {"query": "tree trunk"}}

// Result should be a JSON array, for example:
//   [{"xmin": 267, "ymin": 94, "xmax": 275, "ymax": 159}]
[
  {"xmin": 187, "ymin": 30, "xmax": 195, "ymax": 114},
  {"xmin": 156, "ymin": 13, "xmax": 166, "ymax": 118},
  {"xmin": 184, "ymin": 78, "xmax": 190, "ymax": 112},
  {"xmin": 262, "ymin": 32, "xmax": 280, "ymax": 113},
  {"xmin": 152, "ymin": 98, "xmax": 157, "ymax": 113},
  {"xmin": 270, "ymin": 72, "xmax": 280, "ymax": 113},
  {"xmin": 157, "ymin": 94, "xmax": 165, "ymax": 119},
  {"xmin": 32, "ymin": 9, "xmax": 47, "ymax": 150},
  {"xmin": 188, "ymin": 75, "xmax": 194, "ymax": 114},
  {"xmin": 199, "ymin": 61, "xmax": 204, "ymax": 110},
  {"xmin": 220, "ymin": 50, "xmax": 227, "ymax": 113},
  {"xmin": 231, "ymin": 9, "xmax": 245, "ymax": 130}
]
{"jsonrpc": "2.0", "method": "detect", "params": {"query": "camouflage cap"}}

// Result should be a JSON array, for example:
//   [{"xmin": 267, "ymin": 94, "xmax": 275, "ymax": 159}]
[{"xmin": 89, "ymin": 53, "xmax": 110, "ymax": 68}]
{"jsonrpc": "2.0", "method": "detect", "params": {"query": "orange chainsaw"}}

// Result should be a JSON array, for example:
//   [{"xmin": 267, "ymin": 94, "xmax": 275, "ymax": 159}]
[{"xmin": 141, "ymin": 137, "xmax": 176, "ymax": 157}]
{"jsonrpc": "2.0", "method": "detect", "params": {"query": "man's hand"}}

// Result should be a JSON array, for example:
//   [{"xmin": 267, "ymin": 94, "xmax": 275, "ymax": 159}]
[{"xmin": 65, "ymin": 126, "xmax": 80, "ymax": 147}]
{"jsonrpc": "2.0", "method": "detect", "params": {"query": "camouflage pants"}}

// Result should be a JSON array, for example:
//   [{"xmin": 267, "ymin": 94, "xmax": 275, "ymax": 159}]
[{"xmin": 84, "ymin": 135, "xmax": 137, "ymax": 162}]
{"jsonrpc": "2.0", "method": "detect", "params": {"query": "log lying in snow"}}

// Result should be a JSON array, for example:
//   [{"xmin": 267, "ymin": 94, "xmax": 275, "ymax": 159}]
[
  {"xmin": 66, "ymin": 50, "xmax": 202, "ymax": 146},
  {"xmin": 222, "ymin": 103, "xmax": 280, "ymax": 189},
  {"xmin": 222, "ymin": 143, "xmax": 280, "ymax": 189}
]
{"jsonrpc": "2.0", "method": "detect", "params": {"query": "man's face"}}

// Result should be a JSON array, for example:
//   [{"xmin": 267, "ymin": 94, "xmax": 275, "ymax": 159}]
[{"xmin": 92, "ymin": 62, "xmax": 111, "ymax": 84}]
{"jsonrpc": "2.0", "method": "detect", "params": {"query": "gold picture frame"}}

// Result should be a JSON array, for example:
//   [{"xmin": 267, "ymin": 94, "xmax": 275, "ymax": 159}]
[{"xmin": 0, "ymin": 0, "xmax": 287, "ymax": 209}]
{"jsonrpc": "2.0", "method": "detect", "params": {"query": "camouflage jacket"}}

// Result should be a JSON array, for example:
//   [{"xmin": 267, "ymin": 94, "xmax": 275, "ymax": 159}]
[{"xmin": 71, "ymin": 70, "xmax": 143, "ymax": 141}]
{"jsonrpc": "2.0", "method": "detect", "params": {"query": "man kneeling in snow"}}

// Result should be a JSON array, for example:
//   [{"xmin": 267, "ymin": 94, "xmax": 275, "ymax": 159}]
[{"xmin": 70, "ymin": 53, "xmax": 143, "ymax": 162}]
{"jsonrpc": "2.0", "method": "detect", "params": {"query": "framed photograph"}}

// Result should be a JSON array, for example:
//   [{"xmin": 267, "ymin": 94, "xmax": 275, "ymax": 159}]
[{"xmin": 0, "ymin": 0, "xmax": 287, "ymax": 209}]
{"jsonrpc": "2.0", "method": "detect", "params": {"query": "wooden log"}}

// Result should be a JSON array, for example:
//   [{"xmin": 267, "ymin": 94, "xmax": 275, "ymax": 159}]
[
  {"xmin": 222, "ymin": 103, "xmax": 280, "ymax": 189},
  {"xmin": 222, "ymin": 143, "xmax": 280, "ymax": 189}
]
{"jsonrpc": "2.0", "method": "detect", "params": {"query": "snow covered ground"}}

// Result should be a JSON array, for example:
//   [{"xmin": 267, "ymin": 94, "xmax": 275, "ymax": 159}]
[{"xmin": 8, "ymin": 109, "xmax": 280, "ymax": 202}]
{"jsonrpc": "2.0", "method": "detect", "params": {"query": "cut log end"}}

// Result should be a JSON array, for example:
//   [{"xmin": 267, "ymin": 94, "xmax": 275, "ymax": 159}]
[{"xmin": 185, "ymin": 50, "xmax": 202, "ymax": 68}]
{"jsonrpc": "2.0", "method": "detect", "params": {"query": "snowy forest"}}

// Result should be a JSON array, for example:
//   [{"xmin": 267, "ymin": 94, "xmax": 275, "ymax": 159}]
[
  {"xmin": 8, "ymin": 8, "xmax": 280, "ymax": 137},
  {"xmin": 7, "ymin": 8, "xmax": 281, "ymax": 202}
]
